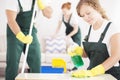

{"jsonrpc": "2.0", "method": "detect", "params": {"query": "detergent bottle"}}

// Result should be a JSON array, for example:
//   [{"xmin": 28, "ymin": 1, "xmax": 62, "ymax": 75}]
[{"xmin": 67, "ymin": 41, "xmax": 84, "ymax": 68}]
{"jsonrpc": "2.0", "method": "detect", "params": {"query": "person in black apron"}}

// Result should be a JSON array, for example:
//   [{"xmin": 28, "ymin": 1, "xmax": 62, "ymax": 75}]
[
  {"xmin": 72, "ymin": 0, "xmax": 120, "ymax": 79},
  {"xmin": 63, "ymin": 13, "xmax": 81, "ymax": 46},
  {"xmin": 5, "ymin": 0, "xmax": 52, "ymax": 80},
  {"xmin": 53, "ymin": 2, "xmax": 81, "ymax": 71}
]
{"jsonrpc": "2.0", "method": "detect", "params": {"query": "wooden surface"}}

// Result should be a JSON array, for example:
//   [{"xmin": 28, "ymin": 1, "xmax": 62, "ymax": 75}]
[{"xmin": 15, "ymin": 73, "xmax": 117, "ymax": 80}]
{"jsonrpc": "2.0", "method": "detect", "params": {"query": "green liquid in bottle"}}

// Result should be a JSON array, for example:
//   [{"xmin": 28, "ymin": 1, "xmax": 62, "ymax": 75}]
[{"xmin": 71, "ymin": 55, "xmax": 84, "ymax": 68}]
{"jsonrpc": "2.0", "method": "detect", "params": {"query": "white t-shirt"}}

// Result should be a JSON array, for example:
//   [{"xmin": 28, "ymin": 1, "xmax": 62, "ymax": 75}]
[
  {"xmin": 59, "ymin": 13, "xmax": 79, "ymax": 27},
  {"xmin": 88, "ymin": 20, "xmax": 120, "ymax": 53},
  {"xmin": 6, "ymin": 0, "xmax": 50, "ymax": 13},
  {"xmin": 6, "ymin": 0, "xmax": 33, "ymax": 13},
  {"xmin": 88, "ymin": 20, "xmax": 120, "ymax": 66}
]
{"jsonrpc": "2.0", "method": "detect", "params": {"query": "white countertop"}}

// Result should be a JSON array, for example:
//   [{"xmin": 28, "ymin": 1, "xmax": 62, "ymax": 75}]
[{"xmin": 15, "ymin": 73, "xmax": 117, "ymax": 80}]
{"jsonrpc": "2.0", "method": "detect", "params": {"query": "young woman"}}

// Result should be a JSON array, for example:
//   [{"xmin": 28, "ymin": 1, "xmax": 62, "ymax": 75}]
[
  {"xmin": 53, "ymin": 2, "xmax": 81, "ymax": 71},
  {"xmin": 5, "ymin": 0, "xmax": 52, "ymax": 80},
  {"xmin": 72, "ymin": 0, "xmax": 120, "ymax": 79},
  {"xmin": 53, "ymin": 2, "xmax": 81, "ymax": 46}
]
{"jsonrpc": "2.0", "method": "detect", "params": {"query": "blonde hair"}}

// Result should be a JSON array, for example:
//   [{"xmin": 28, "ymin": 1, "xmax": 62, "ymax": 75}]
[
  {"xmin": 61, "ymin": 2, "xmax": 71, "ymax": 10},
  {"xmin": 76, "ymin": 0, "xmax": 109, "ymax": 20}
]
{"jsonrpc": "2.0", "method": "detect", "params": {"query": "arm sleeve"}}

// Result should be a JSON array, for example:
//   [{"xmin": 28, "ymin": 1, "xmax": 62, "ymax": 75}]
[
  {"xmin": 70, "ymin": 14, "xmax": 79, "ymax": 27},
  {"xmin": 6, "ymin": 0, "xmax": 19, "ymax": 12}
]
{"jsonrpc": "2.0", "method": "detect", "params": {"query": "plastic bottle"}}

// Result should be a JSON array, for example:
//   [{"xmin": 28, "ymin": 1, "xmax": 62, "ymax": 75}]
[{"xmin": 67, "ymin": 39, "xmax": 84, "ymax": 68}]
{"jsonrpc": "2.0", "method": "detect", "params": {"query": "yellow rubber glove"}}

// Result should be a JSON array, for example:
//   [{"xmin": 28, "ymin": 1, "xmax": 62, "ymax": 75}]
[
  {"xmin": 68, "ymin": 52, "xmax": 77, "ymax": 57},
  {"xmin": 74, "ymin": 46, "xmax": 83, "ymax": 56},
  {"xmin": 67, "ymin": 46, "xmax": 83, "ymax": 56},
  {"xmin": 37, "ymin": 0, "xmax": 45, "ymax": 10},
  {"xmin": 16, "ymin": 32, "xmax": 33, "ymax": 44},
  {"xmin": 72, "ymin": 64, "xmax": 105, "ymax": 78}
]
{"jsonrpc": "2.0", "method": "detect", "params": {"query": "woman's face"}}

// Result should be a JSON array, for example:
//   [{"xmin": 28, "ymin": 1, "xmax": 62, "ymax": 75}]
[
  {"xmin": 80, "ymin": 4, "xmax": 101, "ymax": 25},
  {"xmin": 62, "ymin": 8, "xmax": 70, "ymax": 15}
]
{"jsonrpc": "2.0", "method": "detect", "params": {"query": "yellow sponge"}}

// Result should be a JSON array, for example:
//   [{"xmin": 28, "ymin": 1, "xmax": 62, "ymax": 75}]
[{"xmin": 52, "ymin": 58, "xmax": 67, "ymax": 73}]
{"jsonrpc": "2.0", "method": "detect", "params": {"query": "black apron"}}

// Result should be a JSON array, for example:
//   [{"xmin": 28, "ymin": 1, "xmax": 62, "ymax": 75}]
[
  {"xmin": 62, "ymin": 14, "xmax": 81, "ymax": 46},
  {"xmin": 6, "ymin": 0, "xmax": 41, "ymax": 80},
  {"xmin": 83, "ymin": 22, "xmax": 120, "ymax": 79}
]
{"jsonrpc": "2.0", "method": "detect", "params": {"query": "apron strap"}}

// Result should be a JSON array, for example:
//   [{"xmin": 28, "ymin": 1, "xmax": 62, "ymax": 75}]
[
  {"xmin": 62, "ymin": 13, "xmax": 72, "ymax": 24},
  {"xmin": 62, "ymin": 15, "xmax": 64, "ymax": 22},
  {"xmin": 68, "ymin": 13, "xmax": 72, "ymax": 23},
  {"xmin": 98, "ymin": 22, "xmax": 112, "ymax": 43},
  {"xmin": 31, "ymin": 0, "xmax": 35, "ymax": 10},
  {"xmin": 17, "ymin": 0, "xmax": 35, "ymax": 12},
  {"xmin": 84, "ymin": 25, "xmax": 92, "ymax": 42},
  {"xmin": 31, "ymin": 0, "xmax": 36, "ymax": 18},
  {"xmin": 18, "ymin": 0, "xmax": 23, "ymax": 12}
]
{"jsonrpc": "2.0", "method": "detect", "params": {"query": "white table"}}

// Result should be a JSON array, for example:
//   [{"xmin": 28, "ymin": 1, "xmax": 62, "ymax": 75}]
[{"xmin": 15, "ymin": 73, "xmax": 117, "ymax": 80}]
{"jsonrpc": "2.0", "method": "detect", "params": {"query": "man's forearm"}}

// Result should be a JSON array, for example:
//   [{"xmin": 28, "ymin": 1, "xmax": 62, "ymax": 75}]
[{"xmin": 6, "ymin": 10, "xmax": 21, "ymax": 35}]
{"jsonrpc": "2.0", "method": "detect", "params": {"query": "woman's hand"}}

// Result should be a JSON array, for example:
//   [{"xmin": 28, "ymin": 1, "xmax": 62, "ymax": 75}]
[
  {"xmin": 72, "ymin": 64, "xmax": 105, "ymax": 78},
  {"xmin": 66, "ymin": 35, "xmax": 71, "ymax": 41}
]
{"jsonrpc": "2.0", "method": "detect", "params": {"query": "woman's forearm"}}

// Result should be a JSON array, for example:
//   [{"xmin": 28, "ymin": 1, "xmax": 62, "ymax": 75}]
[
  {"xmin": 102, "ymin": 55, "xmax": 120, "ymax": 71},
  {"xmin": 67, "ymin": 24, "xmax": 78, "ymax": 37},
  {"xmin": 102, "ymin": 33, "xmax": 120, "ymax": 71},
  {"xmin": 55, "ymin": 21, "xmax": 62, "ymax": 34}
]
